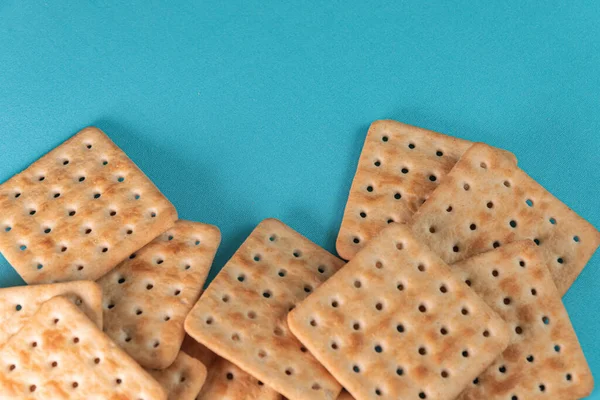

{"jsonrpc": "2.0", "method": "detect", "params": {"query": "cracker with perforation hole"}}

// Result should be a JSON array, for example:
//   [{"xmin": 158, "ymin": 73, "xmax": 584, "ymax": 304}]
[
  {"xmin": 185, "ymin": 218, "xmax": 345, "ymax": 400},
  {"xmin": 98, "ymin": 220, "xmax": 220, "ymax": 369},
  {"xmin": 148, "ymin": 351, "xmax": 207, "ymax": 400},
  {"xmin": 451, "ymin": 240, "xmax": 594, "ymax": 400},
  {"xmin": 0, "ymin": 281, "xmax": 103, "ymax": 345},
  {"xmin": 336, "ymin": 120, "xmax": 517, "ymax": 260},
  {"xmin": 0, "ymin": 126, "xmax": 178, "ymax": 284},
  {"xmin": 182, "ymin": 337, "xmax": 282, "ymax": 400},
  {"xmin": 411, "ymin": 143, "xmax": 600, "ymax": 295},
  {"xmin": 0, "ymin": 296, "xmax": 167, "ymax": 399},
  {"xmin": 289, "ymin": 223, "xmax": 511, "ymax": 400}
]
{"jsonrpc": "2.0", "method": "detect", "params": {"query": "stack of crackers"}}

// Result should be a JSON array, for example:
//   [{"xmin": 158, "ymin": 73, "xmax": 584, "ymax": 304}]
[{"xmin": 0, "ymin": 122, "xmax": 597, "ymax": 400}]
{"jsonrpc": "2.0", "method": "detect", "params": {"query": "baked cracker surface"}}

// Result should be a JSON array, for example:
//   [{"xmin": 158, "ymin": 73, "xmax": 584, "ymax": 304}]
[
  {"xmin": 0, "ymin": 296, "xmax": 167, "ymax": 399},
  {"xmin": 0, "ymin": 126, "xmax": 177, "ymax": 284},
  {"xmin": 185, "ymin": 218, "xmax": 345, "ymax": 400},
  {"xmin": 452, "ymin": 240, "xmax": 594, "ymax": 400},
  {"xmin": 289, "ymin": 223, "xmax": 511, "ymax": 400},
  {"xmin": 411, "ymin": 142, "xmax": 600, "ymax": 295},
  {"xmin": 98, "ymin": 220, "xmax": 221, "ymax": 369}
]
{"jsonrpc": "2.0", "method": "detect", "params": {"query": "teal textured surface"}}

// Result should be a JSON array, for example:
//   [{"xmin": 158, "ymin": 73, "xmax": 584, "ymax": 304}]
[{"xmin": 0, "ymin": 1, "xmax": 598, "ymax": 397}]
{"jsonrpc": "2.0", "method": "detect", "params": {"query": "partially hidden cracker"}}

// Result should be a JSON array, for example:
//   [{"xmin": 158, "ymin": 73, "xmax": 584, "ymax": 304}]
[
  {"xmin": 0, "ymin": 296, "xmax": 167, "ymax": 399},
  {"xmin": 185, "ymin": 218, "xmax": 345, "ymax": 400},
  {"xmin": 336, "ymin": 120, "xmax": 516, "ymax": 260},
  {"xmin": 411, "ymin": 142, "xmax": 600, "ymax": 295},
  {"xmin": 0, "ymin": 281, "xmax": 103, "ymax": 344},
  {"xmin": 148, "ymin": 351, "xmax": 207, "ymax": 400},
  {"xmin": 181, "ymin": 336, "xmax": 282, "ymax": 400},
  {"xmin": 289, "ymin": 223, "xmax": 511, "ymax": 400},
  {"xmin": 98, "ymin": 220, "xmax": 221, "ymax": 369},
  {"xmin": 452, "ymin": 240, "xmax": 594, "ymax": 400},
  {"xmin": 0, "ymin": 126, "xmax": 178, "ymax": 284}
]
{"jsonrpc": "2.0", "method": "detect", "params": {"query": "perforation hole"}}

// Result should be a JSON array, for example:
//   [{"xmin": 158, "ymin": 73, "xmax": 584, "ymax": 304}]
[
  {"xmin": 557, "ymin": 257, "xmax": 564, "ymax": 264},
  {"xmin": 554, "ymin": 344, "xmax": 561, "ymax": 353},
  {"xmin": 542, "ymin": 316, "xmax": 550, "ymax": 325},
  {"xmin": 68, "ymin": 210, "xmax": 76, "ymax": 216},
  {"xmin": 446, "ymin": 205, "xmax": 453, "ymax": 212},
  {"xmin": 353, "ymin": 237, "xmax": 360, "ymax": 244},
  {"xmin": 401, "ymin": 167, "xmax": 409, "ymax": 174},
  {"xmin": 429, "ymin": 175, "xmax": 437, "ymax": 182},
  {"xmin": 527, "ymin": 355, "xmax": 534, "ymax": 363},
  {"xmin": 439, "ymin": 285, "xmax": 447, "ymax": 293},
  {"xmin": 310, "ymin": 319, "xmax": 317, "ymax": 327},
  {"xmin": 463, "ymin": 183, "xmax": 470, "ymax": 191},
  {"xmin": 515, "ymin": 326, "xmax": 523, "ymax": 335},
  {"xmin": 354, "ymin": 280, "xmax": 362, "ymax": 289},
  {"xmin": 503, "ymin": 297, "xmax": 511, "ymax": 305},
  {"xmin": 53, "ymin": 192, "xmax": 61, "ymax": 198},
  {"xmin": 205, "ymin": 317, "xmax": 213, "ymax": 325},
  {"xmin": 366, "ymin": 185, "xmax": 374, "ymax": 192},
  {"xmin": 396, "ymin": 367, "xmax": 404, "ymax": 376},
  {"xmin": 15, "ymin": 304, "xmax": 22, "ymax": 311},
  {"xmin": 453, "ymin": 245, "xmax": 460, "ymax": 253},
  {"xmin": 374, "ymin": 160, "xmax": 381, "ymax": 167},
  {"xmin": 487, "ymin": 201, "xmax": 494, "ymax": 209},
  {"xmin": 493, "ymin": 241, "xmax": 501, "ymax": 248},
  {"xmin": 440, "ymin": 327, "xmax": 448, "ymax": 335},
  {"xmin": 237, "ymin": 275, "xmax": 245, "ymax": 282},
  {"xmin": 418, "ymin": 347, "xmax": 427, "ymax": 355},
  {"xmin": 153, "ymin": 341, "xmax": 160, "ymax": 348},
  {"xmin": 531, "ymin": 288, "xmax": 537, "ymax": 296},
  {"xmin": 462, "ymin": 350, "xmax": 469, "ymax": 357},
  {"xmin": 526, "ymin": 199, "xmax": 534, "ymax": 207},
  {"xmin": 331, "ymin": 300, "xmax": 339, "ymax": 308},
  {"xmin": 375, "ymin": 388, "xmax": 382, "ymax": 396},
  {"xmin": 293, "ymin": 250, "xmax": 302, "ymax": 258},
  {"xmin": 51, "ymin": 361, "xmax": 58, "ymax": 368},
  {"xmin": 394, "ymin": 192, "xmax": 401, "ymax": 200},
  {"xmin": 174, "ymin": 289, "xmax": 181, "ymax": 296},
  {"xmin": 441, "ymin": 370, "xmax": 449, "ymax": 378},
  {"xmin": 418, "ymin": 264, "xmax": 426, "ymax": 272},
  {"xmin": 396, "ymin": 242, "xmax": 404, "ymax": 250},
  {"xmin": 285, "ymin": 368, "xmax": 293, "ymax": 376},
  {"xmin": 419, "ymin": 304, "xmax": 427, "ymax": 313},
  {"xmin": 375, "ymin": 261, "xmax": 383, "ymax": 269},
  {"xmin": 499, "ymin": 365, "xmax": 506, "ymax": 374},
  {"xmin": 247, "ymin": 311, "xmax": 256, "ymax": 319},
  {"xmin": 304, "ymin": 285, "xmax": 312, "ymax": 293},
  {"xmin": 436, "ymin": 150, "xmax": 443, "ymax": 156},
  {"xmin": 461, "ymin": 308, "xmax": 469, "ymax": 316},
  {"xmin": 470, "ymin": 223, "xmax": 477, "ymax": 231},
  {"xmin": 510, "ymin": 220, "xmax": 518, "ymax": 228},
  {"xmin": 492, "ymin": 270, "xmax": 499, "ymax": 277},
  {"xmin": 382, "ymin": 136, "xmax": 388, "ymax": 142},
  {"xmin": 483, "ymin": 330, "xmax": 490, "ymax": 337},
  {"xmin": 353, "ymin": 322, "xmax": 361, "ymax": 331},
  {"xmin": 29, "ymin": 209, "xmax": 36, "ymax": 216},
  {"xmin": 30, "ymin": 385, "xmax": 36, "ymax": 392},
  {"xmin": 419, "ymin": 392, "xmax": 427, "ymax": 399},
  {"xmin": 375, "ymin": 302, "xmax": 384, "ymax": 311},
  {"xmin": 539, "ymin": 384, "xmax": 546, "ymax": 392},
  {"xmin": 359, "ymin": 211, "xmax": 367, "ymax": 218},
  {"xmin": 504, "ymin": 180, "xmax": 511, "ymax": 188},
  {"xmin": 465, "ymin": 279, "xmax": 471, "ymax": 286},
  {"xmin": 566, "ymin": 373, "xmax": 572, "ymax": 381},
  {"xmin": 78, "ymin": 176, "xmax": 86, "ymax": 182},
  {"xmin": 353, "ymin": 365, "xmax": 360, "ymax": 373},
  {"xmin": 258, "ymin": 350, "xmax": 267, "ymax": 358},
  {"xmin": 429, "ymin": 226, "xmax": 436, "ymax": 233},
  {"xmin": 397, "ymin": 282, "xmax": 404, "ymax": 291},
  {"xmin": 331, "ymin": 342, "xmax": 339, "ymax": 350},
  {"xmin": 135, "ymin": 309, "xmax": 143, "ymax": 316},
  {"xmin": 573, "ymin": 236, "xmax": 580, "ymax": 243},
  {"xmin": 534, "ymin": 238, "xmax": 540, "ymax": 246}
]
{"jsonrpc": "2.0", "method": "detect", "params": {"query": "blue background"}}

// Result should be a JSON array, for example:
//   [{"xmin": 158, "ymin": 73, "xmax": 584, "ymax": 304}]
[{"xmin": 1, "ymin": 1, "xmax": 599, "ymax": 396}]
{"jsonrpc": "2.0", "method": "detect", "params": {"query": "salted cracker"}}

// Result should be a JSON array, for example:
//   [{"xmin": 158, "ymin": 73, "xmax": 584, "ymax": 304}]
[
  {"xmin": 98, "ymin": 220, "xmax": 220, "ymax": 369},
  {"xmin": 0, "ymin": 126, "xmax": 178, "ymax": 284},
  {"xmin": 182, "ymin": 337, "xmax": 282, "ymax": 400},
  {"xmin": 411, "ymin": 143, "xmax": 600, "ymax": 295},
  {"xmin": 185, "ymin": 218, "xmax": 345, "ymax": 400},
  {"xmin": 452, "ymin": 240, "xmax": 594, "ymax": 400},
  {"xmin": 289, "ymin": 223, "xmax": 511, "ymax": 400},
  {"xmin": 0, "ymin": 281, "xmax": 103, "ymax": 344},
  {"xmin": 148, "ymin": 351, "xmax": 207, "ymax": 400},
  {"xmin": 0, "ymin": 296, "xmax": 166, "ymax": 399},
  {"xmin": 336, "ymin": 120, "xmax": 516, "ymax": 260}
]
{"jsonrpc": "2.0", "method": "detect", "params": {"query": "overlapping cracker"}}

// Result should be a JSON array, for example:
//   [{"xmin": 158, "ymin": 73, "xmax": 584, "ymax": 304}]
[
  {"xmin": 0, "ymin": 281, "xmax": 103, "ymax": 344},
  {"xmin": 0, "ymin": 126, "xmax": 178, "ymax": 284},
  {"xmin": 289, "ymin": 223, "xmax": 511, "ymax": 400},
  {"xmin": 148, "ymin": 351, "xmax": 207, "ymax": 400},
  {"xmin": 337, "ymin": 120, "xmax": 516, "ymax": 260},
  {"xmin": 182, "ymin": 335, "xmax": 282, "ymax": 400},
  {"xmin": 452, "ymin": 240, "xmax": 594, "ymax": 400},
  {"xmin": 98, "ymin": 220, "xmax": 220, "ymax": 369},
  {"xmin": 411, "ymin": 143, "xmax": 600, "ymax": 295},
  {"xmin": 337, "ymin": 391, "xmax": 356, "ymax": 400},
  {"xmin": 0, "ymin": 296, "xmax": 166, "ymax": 399},
  {"xmin": 185, "ymin": 218, "xmax": 345, "ymax": 400}
]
